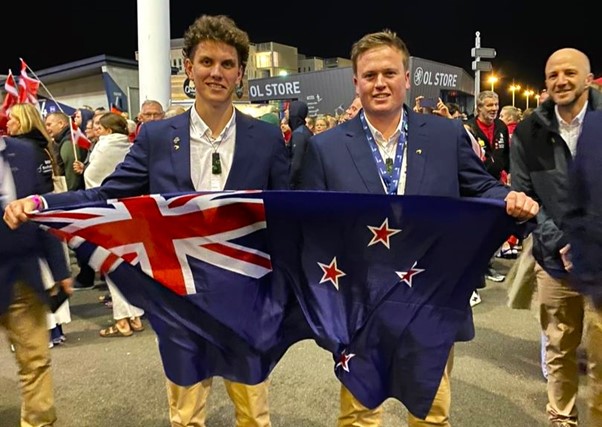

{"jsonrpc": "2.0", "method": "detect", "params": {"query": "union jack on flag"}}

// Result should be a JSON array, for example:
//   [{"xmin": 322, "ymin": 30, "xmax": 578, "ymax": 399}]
[{"xmin": 32, "ymin": 191, "xmax": 273, "ymax": 296}]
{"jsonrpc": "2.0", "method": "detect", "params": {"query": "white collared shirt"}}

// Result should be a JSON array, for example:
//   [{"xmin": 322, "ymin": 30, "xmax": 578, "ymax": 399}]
[
  {"xmin": 555, "ymin": 101, "xmax": 588, "ymax": 157},
  {"xmin": 363, "ymin": 109, "xmax": 408, "ymax": 194},
  {"xmin": 189, "ymin": 107, "xmax": 237, "ymax": 191}
]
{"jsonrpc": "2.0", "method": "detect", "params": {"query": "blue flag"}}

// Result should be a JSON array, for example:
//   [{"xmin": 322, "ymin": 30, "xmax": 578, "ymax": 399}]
[{"xmin": 31, "ymin": 191, "xmax": 517, "ymax": 418}]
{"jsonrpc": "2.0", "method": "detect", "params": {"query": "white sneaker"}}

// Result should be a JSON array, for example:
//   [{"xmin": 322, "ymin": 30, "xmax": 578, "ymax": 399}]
[{"xmin": 470, "ymin": 290, "xmax": 482, "ymax": 307}]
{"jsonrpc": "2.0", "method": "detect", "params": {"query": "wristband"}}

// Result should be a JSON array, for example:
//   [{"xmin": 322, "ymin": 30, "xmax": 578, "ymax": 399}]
[{"xmin": 29, "ymin": 195, "xmax": 43, "ymax": 211}]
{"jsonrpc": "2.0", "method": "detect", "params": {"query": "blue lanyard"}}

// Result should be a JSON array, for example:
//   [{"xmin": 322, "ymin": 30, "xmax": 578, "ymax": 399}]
[{"xmin": 359, "ymin": 110, "xmax": 408, "ymax": 195}]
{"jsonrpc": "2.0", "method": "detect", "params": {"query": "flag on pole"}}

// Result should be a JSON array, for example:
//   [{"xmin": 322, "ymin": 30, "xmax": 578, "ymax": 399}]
[
  {"xmin": 17, "ymin": 58, "xmax": 40, "ymax": 105},
  {"xmin": 70, "ymin": 118, "xmax": 92, "ymax": 150},
  {"xmin": 1, "ymin": 70, "xmax": 19, "ymax": 113}
]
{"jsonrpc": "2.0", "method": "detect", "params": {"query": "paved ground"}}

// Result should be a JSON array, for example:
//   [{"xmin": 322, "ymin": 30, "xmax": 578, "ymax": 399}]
[{"xmin": 0, "ymin": 259, "xmax": 587, "ymax": 426}]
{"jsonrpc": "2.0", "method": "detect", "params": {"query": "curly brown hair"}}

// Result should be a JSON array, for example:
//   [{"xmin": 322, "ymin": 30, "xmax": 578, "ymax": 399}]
[{"xmin": 182, "ymin": 15, "xmax": 250, "ymax": 72}]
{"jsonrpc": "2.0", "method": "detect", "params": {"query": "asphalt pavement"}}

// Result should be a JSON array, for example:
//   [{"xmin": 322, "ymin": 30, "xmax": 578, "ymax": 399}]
[{"xmin": 0, "ymin": 259, "xmax": 587, "ymax": 426}]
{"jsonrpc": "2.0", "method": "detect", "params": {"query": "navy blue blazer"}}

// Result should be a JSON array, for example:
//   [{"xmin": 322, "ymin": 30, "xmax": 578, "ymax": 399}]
[
  {"xmin": 300, "ymin": 109, "xmax": 509, "ymax": 200},
  {"xmin": 0, "ymin": 138, "xmax": 70, "ymax": 314},
  {"xmin": 44, "ymin": 110, "xmax": 290, "ymax": 207},
  {"xmin": 300, "ymin": 109, "xmax": 511, "ymax": 341}
]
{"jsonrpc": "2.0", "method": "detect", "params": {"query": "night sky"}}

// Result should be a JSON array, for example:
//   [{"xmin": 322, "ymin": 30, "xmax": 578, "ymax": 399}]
[{"xmin": 5, "ymin": 2, "xmax": 601, "ymax": 108}]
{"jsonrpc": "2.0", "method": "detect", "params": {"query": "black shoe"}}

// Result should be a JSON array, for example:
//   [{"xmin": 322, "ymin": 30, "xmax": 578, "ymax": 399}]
[{"xmin": 72, "ymin": 281, "xmax": 94, "ymax": 291}]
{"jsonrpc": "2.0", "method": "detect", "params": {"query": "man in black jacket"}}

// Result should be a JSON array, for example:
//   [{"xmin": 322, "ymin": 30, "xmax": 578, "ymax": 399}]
[
  {"xmin": 511, "ymin": 48, "xmax": 602, "ymax": 427},
  {"xmin": 289, "ymin": 100, "xmax": 313, "ymax": 189}
]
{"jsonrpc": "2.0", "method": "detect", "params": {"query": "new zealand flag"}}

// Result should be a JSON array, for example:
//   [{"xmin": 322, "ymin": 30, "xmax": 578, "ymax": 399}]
[{"xmin": 31, "ymin": 191, "xmax": 518, "ymax": 418}]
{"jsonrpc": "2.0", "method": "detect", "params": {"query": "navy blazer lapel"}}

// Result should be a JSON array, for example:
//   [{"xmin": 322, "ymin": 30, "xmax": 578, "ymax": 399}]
[
  {"xmin": 404, "ymin": 111, "xmax": 428, "ymax": 195},
  {"xmin": 344, "ymin": 117, "xmax": 385, "ymax": 194},
  {"xmin": 224, "ymin": 113, "xmax": 254, "ymax": 189},
  {"xmin": 169, "ymin": 112, "xmax": 194, "ymax": 191}
]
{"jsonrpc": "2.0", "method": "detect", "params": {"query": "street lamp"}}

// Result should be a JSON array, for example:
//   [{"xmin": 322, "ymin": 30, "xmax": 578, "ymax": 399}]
[
  {"xmin": 535, "ymin": 93, "xmax": 541, "ymax": 106},
  {"xmin": 509, "ymin": 84, "xmax": 521, "ymax": 107},
  {"xmin": 524, "ymin": 90, "xmax": 534, "ymax": 109},
  {"xmin": 488, "ymin": 75, "xmax": 498, "ymax": 92}
]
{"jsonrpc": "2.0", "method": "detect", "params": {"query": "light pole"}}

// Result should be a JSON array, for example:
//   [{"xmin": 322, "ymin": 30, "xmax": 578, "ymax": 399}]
[
  {"xmin": 535, "ymin": 94, "xmax": 541, "ymax": 106},
  {"xmin": 488, "ymin": 75, "xmax": 498, "ymax": 92},
  {"xmin": 524, "ymin": 90, "xmax": 534, "ymax": 109},
  {"xmin": 509, "ymin": 84, "xmax": 521, "ymax": 107}
]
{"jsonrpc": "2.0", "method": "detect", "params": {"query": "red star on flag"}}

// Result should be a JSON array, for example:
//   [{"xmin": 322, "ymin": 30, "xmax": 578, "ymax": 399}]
[
  {"xmin": 318, "ymin": 256, "xmax": 346, "ymax": 290},
  {"xmin": 335, "ymin": 350, "xmax": 356, "ymax": 372},
  {"xmin": 367, "ymin": 218, "xmax": 401, "ymax": 249},
  {"xmin": 396, "ymin": 261, "xmax": 425, "ymax": 288}
]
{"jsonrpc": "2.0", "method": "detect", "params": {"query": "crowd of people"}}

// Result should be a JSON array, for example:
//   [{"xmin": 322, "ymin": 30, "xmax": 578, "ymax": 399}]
[{"xmin": 1, "ymin": 12, "xmax": 601, "ymax": 427}]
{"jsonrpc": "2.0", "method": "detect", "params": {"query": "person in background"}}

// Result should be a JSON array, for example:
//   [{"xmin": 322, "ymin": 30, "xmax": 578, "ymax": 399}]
[
  {"xmin": 342, "ymin": 96, "xmax": 363, "ymax": 123},
  {"xmin": 280, "ymin": 116, "xmax": 292, "ymax": 145},
  {"xmin": 511, "ymin": 47, "xmax": 602, "ymax": 427},
  {"xmin": 81, "ymin": 112, "xmax": 144, "ymax": 338},
  {"xmin": 305, "ymin": 115, "xmax": 316, "ymax": 133},
  {"xmin": 164, "ymin": 105, "xmax": 188, "ymax": 119},
  {"xmin": 313, "ymin": 115, "xmax": 329, "ymax": 134},
  {"xmin": 135, "ymin": 99, "xmax": 165, "ymax": 136},
  {"xmin": 288, "ymin": 100, "xmax": 313, "ymax": 189},
  {"xmin": 300, "ymin": 27, "xmax": 538, "ymax": 427},
  {"xmin": 44, "ymin": 112, "xmax": 87, "ymax": 192},
  {"xmin": 6, "ymin": 103, "xmax": 73, "ymax": 347},
  {"xmin": 499, "ymin": 105, "xmax": 522, "ymax": 141},
  {"xmin": 4, "ymin": 14, "xmax": 289, "ymax": 427},
  {"xmin": 465, "ymin": 91, "xmax": 510, "ymax": 283},
  {"xmin": 1, "ymin": 136, "xmax": 72, "ymax": 427}
]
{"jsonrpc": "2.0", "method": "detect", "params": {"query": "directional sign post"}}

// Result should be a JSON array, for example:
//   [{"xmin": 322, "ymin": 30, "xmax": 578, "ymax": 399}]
[{"xmin": 471, "ymin": 32, "xmax": 497, "ymax": 109}]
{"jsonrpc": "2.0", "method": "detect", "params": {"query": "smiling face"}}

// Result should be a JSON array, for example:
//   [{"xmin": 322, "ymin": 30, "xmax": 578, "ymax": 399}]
[
  {"xmin": 353, "ymin": 44, "xmax": 409, "ymax": 122},
  {"xmin": 545, "ymin": 48, "xmax": 592, "ymax": 109},
  {"xmin": 184, "ymin": 40, "xmax": 243, "ymax": 109}
]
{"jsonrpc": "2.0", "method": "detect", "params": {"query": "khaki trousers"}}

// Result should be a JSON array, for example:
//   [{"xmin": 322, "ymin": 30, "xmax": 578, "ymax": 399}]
[
  {"xmin": 0, "ymin": 281, "xmax": 56, "ymax": 427},
  {"xmin": 338, "ymin": 347, "xmax": 454, "ymax": 427},
  {"xmin": 166, "ymin": 377, "xmax": 271, "ymax": 427},
  {"xmin": 536, "ymin": 264, "xmax": 583, "ymax": 424},
  {"xmin": 584, "ymin": 299, "xmax": 602, "ymax": 426}
]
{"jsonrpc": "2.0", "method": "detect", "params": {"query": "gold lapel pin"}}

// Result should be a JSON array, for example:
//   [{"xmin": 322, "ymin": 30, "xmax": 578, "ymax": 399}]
[{"xmin": 416, "ymin": 149, "xmax": 422, "ymax": 155}]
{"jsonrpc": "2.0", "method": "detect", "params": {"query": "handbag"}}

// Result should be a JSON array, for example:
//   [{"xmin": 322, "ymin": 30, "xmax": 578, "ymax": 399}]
[{"xmin": 44, "ymin": 148, "xmax": 68, "ymax": 193}]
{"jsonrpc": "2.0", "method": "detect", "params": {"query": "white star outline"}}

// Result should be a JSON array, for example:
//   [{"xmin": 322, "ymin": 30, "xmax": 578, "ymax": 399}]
[
  {"xmin": 396, "ymin": 261, "xmax": 425, "ymax": 288},
  {"xmin": 335, "ymin": 350, "xmax": 356, "ymax": 372},
  {"xmin": 318, "ymin": 256, "xmax": 346, "ymax": 290},
  {"xmin": 367, "ymin": 218, "xmax": 402, "ymax": 249}
]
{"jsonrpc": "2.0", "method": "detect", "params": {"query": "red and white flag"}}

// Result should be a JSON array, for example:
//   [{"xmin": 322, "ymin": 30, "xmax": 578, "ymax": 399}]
[
  {"xmin": 1, "ymin": 70, "xmax": 19, "ymax": 113},
  {"xmin": 70, "ymin": 118, "xmax": 92, "ymax": 150},
  {"xmin": 17, "ymin": 58, "xmax": 40, "ymax": 105}
]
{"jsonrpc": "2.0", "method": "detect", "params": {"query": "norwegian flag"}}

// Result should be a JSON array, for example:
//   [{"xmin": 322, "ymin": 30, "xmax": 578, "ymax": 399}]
[
  {"xmin": 70, "ymin": 118, "xmax": 92, "ymax": 150},
  {"xmin": 30, "ymin": 190, "xmax": 520, "ymax": 417},
  {"xmin": 17, "ymin": 58, "xmax": 40, "ymax": 105},
  {"xmin": 1, "ymin": 70, "xmax": 19, "ymax": 113}
]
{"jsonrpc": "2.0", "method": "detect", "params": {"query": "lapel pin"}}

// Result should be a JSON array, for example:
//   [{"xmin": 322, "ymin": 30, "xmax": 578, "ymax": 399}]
[
  {"xmin": 173, "ymin": 137, "xmax": 180, "ymax": 150},
  {"xmin": 416, "ymin": 149, "xmax": 422, "ymax": 155}
]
